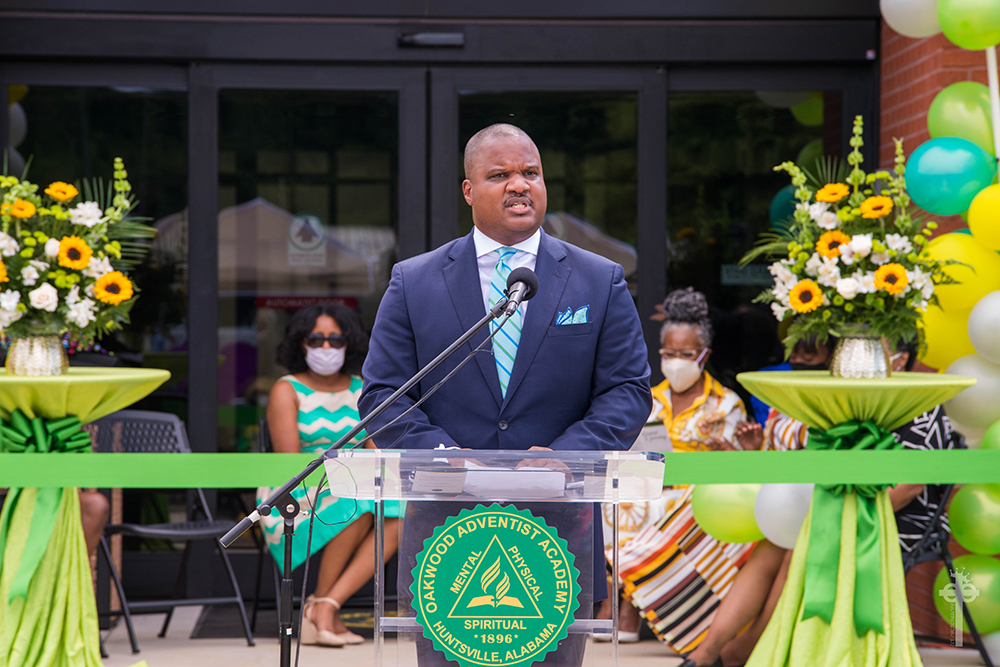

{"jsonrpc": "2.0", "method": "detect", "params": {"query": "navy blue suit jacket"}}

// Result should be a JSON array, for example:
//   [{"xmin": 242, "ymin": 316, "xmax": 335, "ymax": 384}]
[{"xmin": 359, "ymin": 229, "xmax": 651, "ymax": 451}]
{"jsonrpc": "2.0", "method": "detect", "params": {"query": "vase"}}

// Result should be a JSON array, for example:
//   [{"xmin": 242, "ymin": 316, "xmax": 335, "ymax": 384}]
[
  {"xmin": 5, "ymin": 335, "xmax": 69, "ymax": 376},
  {"xmin": 829, "ymin": 333, "xmax": 891, "ymax": 379}
]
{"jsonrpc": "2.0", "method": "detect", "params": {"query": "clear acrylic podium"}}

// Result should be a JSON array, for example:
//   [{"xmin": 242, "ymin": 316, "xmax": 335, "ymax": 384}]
[{"xmin": 324, "ymin": 449, "xmax": 665, "ymax": 667}]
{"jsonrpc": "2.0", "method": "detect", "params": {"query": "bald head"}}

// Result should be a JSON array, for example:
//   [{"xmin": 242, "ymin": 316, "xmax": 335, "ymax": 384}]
[{"xmin": 464, "ymin": 124, "xmax": 538, "ymax": 179}]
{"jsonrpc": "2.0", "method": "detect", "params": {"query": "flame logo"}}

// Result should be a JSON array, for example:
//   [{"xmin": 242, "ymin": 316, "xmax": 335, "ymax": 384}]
[{"xmin": 469, "ymin": 558, "xmax": 522, "ymax": 608}]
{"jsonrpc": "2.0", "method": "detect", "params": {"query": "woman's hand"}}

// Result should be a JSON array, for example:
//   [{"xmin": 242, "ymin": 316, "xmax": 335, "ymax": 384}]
[
  {"xmin": 706, "ymin": 437, "xmax": 739, "ymax": 451},
  {"xmin": 734, "ymin": 422, "xmax": 764, "ymax": 451}
]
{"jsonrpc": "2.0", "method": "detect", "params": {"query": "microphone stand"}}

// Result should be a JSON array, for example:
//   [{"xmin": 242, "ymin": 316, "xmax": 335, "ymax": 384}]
[{"xmin": 221, "ymin": 293, "xmax": 518, "ymax": 667}]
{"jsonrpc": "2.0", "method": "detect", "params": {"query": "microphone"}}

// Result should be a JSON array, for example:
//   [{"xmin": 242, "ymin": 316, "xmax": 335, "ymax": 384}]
[{"xmin": 503, "ymin": 267, "xmax": 539, "ymax": 316}]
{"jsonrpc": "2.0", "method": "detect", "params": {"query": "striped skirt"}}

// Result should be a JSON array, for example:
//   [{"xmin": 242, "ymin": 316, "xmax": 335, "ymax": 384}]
[{"xmin": 618, "ymin": 487, "xmax": 755, "ymax": 655}]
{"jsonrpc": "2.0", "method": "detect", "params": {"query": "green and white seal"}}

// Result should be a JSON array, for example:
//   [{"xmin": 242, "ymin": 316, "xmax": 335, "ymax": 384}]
[{"xmin": 411, "ymin": 504, "xmax": 581, "ymax": 667}]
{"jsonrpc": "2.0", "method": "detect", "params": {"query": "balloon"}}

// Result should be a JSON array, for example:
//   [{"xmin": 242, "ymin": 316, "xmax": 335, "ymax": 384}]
[
  {"xmin": 950, "ymin": 484, "xmax": 1000, "ymax": 555},
  {"xmin": 691, "ymin": 484, "xmax": 764, "ymax": 544},
  {"xmin": 753, "ymin": 483, "xmax": 814, "ymax": 549},
  {"xmin": 881, "ymin": 0, "xmax": 942, "ymax": 37},
  {"xmin": 906, "ymin": 137, "xmax": 997, "ymax": 215},
  {"xmin": 920, "ymin": 305, "xmax": 975, "ymax": 370},
  {"xmin": 790, "ymin": 94, "xmax": 823, "ymax": 127},
  {"xmin": 969, "ymin": 291, "xmax": 1000, "ymax": 363},
  {"xmin": 982, "ymin": 419, "xmax": 1000, "ymax": 450},
  {"xmin": 939, "ymin": 0, "xmax": 1000, "ymax": 50},
  {"xmin": 933, "ymin": 555, "xmax": 1000, "ymax": 634},
  {"xmin": 756, "ymin": 91, "xmax": 812, "ymax": 109},
  {"xmin": 3, "ymin": 148, "xmax": 24, "ymax": 178},
  {"xmin": 924, "ymin": 232, "xmax": 1000, "ymax": 310},
  {"xmin": 983, "ymin": 630, "xmax": 1000, "ymax": 665},
  {"xmin": 945, "ymin": 354, "xmax": 1000, "ymax": 430},
  {"xmin": 796, "ymin": 139, "xmax": 824, "ymax": 176},
  {"xmin": 927, "ymin": 82, "xmax": 994, "ymax": 154},
  {"xmin": 970, "ymin": 185, "xmax": 1000, "ymax": 251},
  {"xmin": 769, "ymin": 185, "xmax": 798, "ymax": 230},
  {"xmin": 7, "ymin": 103, "xmax": 25, "ymax": 149}
]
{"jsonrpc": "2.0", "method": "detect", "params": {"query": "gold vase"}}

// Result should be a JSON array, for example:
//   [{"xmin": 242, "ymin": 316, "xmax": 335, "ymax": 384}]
[
  {"xmin": 5, "ymin": 335, "xmax": 69, "ymax": 376},
  {"xmin": 829, "ymin": 333, "xmax": 891, "ymax": 379}
]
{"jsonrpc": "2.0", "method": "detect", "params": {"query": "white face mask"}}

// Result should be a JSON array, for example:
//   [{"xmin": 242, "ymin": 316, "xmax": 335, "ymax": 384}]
[
  {"xmin": 661, "ymin": 349, "xmax": 707, "ymax": 393},
  {"xmin": 305, "ymin": 346, "xmax": 346, "ymax": 376}
]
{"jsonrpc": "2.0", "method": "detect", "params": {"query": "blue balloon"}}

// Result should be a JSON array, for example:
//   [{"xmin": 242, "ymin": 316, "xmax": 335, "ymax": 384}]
[
  {"xmin": 769, "ymin": 184, "xmax": 798, "ymax": 231},
  {"xmin": 906, "ymin": 137, "xmax": 997, "ymax": 215}
]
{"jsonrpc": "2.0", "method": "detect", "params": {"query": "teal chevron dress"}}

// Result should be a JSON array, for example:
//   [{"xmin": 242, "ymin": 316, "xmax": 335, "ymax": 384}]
[{"xmin": 256, "ymin": 375, "xmax": 400, "ymax": 572}]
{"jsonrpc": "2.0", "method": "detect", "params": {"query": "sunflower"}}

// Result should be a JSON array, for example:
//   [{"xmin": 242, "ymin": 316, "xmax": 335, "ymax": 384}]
[
  {"xmin": 58, "ymin": 236, "xmax": 93, "ymax": 270},
  {"xmin": 44, "ymin": 182, "xmax": 79, "ymax": 202},
  {"xmin": 789, "ymin": 279, "xmax": 823, "ymax": 313},
  {"xmin": 860, "ymin": 196, "xmax": 893, "ymax": 219},
  {"xmin": 0, "ymin": 261, "xmax": 8, "ymax": 283},
  {"xmin": 6, "ymin": 199, "xmax": 36, "ymax": 219},
  {"xmin": 874, "ymin": 263, "xmax": 909, "ymax": 295},
  {"xmin": 816, "ymin": 230, "xmax": 851, "ymax": 258},
  {"xmin": 94, "ymin": 271, "xmax": 133, "ymax": 305},
  {"xmin": 816, "ymin": 183, "xmax": 850, "ymax": 203}
]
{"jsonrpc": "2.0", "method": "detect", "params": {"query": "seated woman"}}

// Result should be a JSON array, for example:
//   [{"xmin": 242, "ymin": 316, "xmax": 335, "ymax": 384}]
[
  {"xmin": 259, "ymin": 304, "xmax": 401, "ymax": 648},
  {"xmin": 682, "ymin": 340, "xmax": 951, "ymax": 667},
  {"xmin": 604, "ymin": 288, "xmax": 760, "ymax": 651}
]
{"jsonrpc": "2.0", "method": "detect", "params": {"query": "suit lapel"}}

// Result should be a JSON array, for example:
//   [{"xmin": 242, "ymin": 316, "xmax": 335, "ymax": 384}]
[
  {"xmin": 443, "ymin": 233, "xmax": 503, "ymax": 407},
  {"xmin": 502, "ymin": 232, "xmax": 569, "ymax": 410}
]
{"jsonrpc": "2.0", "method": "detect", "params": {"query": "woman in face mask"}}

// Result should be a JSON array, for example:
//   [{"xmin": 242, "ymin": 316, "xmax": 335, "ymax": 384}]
[
  {"xmin": 257, "ymin": 304, "xmax": 402, "ymax": 647},
  {"xmin": 603, "ymin": 288, "xmax": 758, "ymax": 655}
]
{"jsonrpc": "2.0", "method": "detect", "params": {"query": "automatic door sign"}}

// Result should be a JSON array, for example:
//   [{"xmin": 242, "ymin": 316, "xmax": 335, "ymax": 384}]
[
  {"xmin": 412, "ymin": 504, "xmax": 580, "ymax": 667},
  {"xmin": 287, "ymin": 213, "xmax": 326, "ymax": 267}
]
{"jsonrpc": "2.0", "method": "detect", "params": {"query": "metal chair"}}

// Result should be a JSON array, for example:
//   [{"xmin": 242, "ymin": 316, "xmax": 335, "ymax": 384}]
[{"xmin": 92, "ymin": 409, "xmax": 255, "ymax": 652}]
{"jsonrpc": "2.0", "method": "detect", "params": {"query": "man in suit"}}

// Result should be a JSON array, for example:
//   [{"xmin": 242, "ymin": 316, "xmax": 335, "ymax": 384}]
[{"xmin": 359, "ymin": 123, "xmax": 651, "ymax": 664}]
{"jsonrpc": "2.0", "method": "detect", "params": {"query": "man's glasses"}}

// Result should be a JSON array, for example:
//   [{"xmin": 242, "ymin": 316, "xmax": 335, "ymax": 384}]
[
  {"xmin": 305, "ymin": 333, "xmax": 348, "ymax": 349},
  {"xmin": 659, "ymin": 348, "xmax": 704, "ymax": 361}
]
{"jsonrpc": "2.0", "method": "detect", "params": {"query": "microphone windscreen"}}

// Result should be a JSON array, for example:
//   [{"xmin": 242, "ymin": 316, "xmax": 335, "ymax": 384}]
[{"xmin": 506, "ymin": 267, "xmax": 539, "ymax": 301}]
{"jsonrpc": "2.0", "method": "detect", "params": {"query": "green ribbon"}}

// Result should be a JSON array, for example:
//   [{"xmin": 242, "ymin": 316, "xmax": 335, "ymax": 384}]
[
  {"xmin": 801, "ymin": 420, "xmax": 898, "ymax": 636},
  {"xmin": 0, "ymin": 409, "xmax": 91, "ymax": 602}
]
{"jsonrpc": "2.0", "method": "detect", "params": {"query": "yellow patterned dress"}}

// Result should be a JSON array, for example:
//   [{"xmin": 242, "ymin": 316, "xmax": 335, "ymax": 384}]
[{"xmin": 615, "ymin": 373, "xmax": 754, "ymax": 654}]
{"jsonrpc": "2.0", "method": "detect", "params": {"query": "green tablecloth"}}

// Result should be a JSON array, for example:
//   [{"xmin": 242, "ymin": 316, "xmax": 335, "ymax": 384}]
[
  {"xmin": 0, "ymin": 368, "xmax": 169, "ymax": 667},
  {"xmin": 736, "ymin": 370, "xmax": 975, "ymax": 667}
]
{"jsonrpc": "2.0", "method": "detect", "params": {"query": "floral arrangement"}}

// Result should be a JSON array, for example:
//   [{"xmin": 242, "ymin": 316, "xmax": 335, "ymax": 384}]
[
  {"xmin": 0, "ymin": 158, "xmax": 152, "ymax": 343},
  {"xmin": 746, "ymin": 116, "xmax": 956, "ymax": 355}
]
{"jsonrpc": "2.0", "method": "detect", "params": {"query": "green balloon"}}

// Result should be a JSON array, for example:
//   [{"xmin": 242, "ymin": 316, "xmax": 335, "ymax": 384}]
[
  {"xmin": 939, "ymin": 0, "xmax": 1000, "ymax": 50},
  {"xmin": 928, "ymin": 82, "xmax": 995, "ymax": 154},
  {"xmin": 791, "ymin": 95, "xmax": 823, "ymax": 127},
  {"xmin": 950, "ymin": 484, "xmax": 1000, "ymax": 555},
  {"xmin": 934, "ymin": 555, "xmax": 1000, "ymax": 634},
  {"xmin": 796, "ymin": 138, "xmax": 824, "ymax": 176},
  {"xmin": 691, "ymin": 484, "xmax": 764, "ymax": 544},
  {"xmin": 982, "ymin": 420, "xmax": 1000, "ymax": 494}
]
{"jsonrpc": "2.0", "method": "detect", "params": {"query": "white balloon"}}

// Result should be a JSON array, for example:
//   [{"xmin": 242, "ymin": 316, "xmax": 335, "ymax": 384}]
[
  {"xmin": 754, "ymin": 483, "xmax": 814, "ymax": 549},
  {"xmin": 755, "ymin": 91, "xmax": 812, "ymax": 109},
  {"xmin": 983, "ymin": 629, "xmax": 1000, "ymax": 665},
  {"xmin": 945, "ymin": 354, "xmax": 1000, "ymax": 430},
  {"xmin": 969, "ymin": 291, "xmax": 1000, "ymax": 365},
  {"xmin": 881, "ymin": 0, "xmax": 941, "ymax": 38},
  {"xmin": 7, "ymin": 103, "xmax": 26, "ymax": 148}
]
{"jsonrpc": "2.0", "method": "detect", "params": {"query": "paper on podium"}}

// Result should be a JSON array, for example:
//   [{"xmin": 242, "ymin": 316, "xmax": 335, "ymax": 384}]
[
  {"xmin": 463, "ymin": 461, "xmax": 566, "ymax": 499},
  {"xmin": 630, "ymin": 422, "xmax": 672, "ymax": 452}
]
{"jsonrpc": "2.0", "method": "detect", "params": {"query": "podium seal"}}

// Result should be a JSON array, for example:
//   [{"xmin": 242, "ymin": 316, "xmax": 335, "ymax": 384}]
[{"xmin": 411, "ymin": 504, "xmax": 581, "ymax": 667}]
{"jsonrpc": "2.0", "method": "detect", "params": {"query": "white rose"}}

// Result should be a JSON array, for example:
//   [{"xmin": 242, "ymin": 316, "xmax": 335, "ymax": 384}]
[
  {"xmin": 19, "ymin": 265, "xmax": 39, "ymax": 287},
  {"xmin": 28, "ymin": 282, "xmax": 59, "ymax": 312},
  {"xmin": 840, "ymin": 244, "xmax": 856, "ymax": 266},
  {"xmin": 66, "ymin": 298, "xmax": 96, "ymax": 328},
  {"xmin": 69, "ymin": 201, "xmax": 104, "ymax": 228},
  {"xmin": 816, "ymin": 256, "xmax": 841, "ymax": 287},
  {"xmin": 44, "ymin": 238, "xmax": 60, "ymax": 258},
  {"xmin": 0, "ymin": 232, "xmax": 20, "ymax": 258},
  {"xmin": 0, "ymin": 289, "xmax": 20, "ymax": 311},
  {"xmin": 885, "ymin": 233, "xmax": 913, "ymax": 254},
  {"xmin": 836, "ymin": 277, "xmax": 860, "ymax": 300},
  {"xmin": 0, "ymin": 309, "xmax": 23, "ymax": 328},
  {"xmin": 849, "ymin": 234, "xmax": 873, "ymax": 259},
  {"xmin": 83, "ymin": 255, "xmax": 114, "ymax": 279},
  {"xmin": 870, "ymin": 251, "xmax": 890, "ymax": 266}
]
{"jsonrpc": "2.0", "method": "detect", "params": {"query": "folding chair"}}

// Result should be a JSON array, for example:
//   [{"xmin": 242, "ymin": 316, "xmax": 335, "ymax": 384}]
[{"xmin": 92, "ymin": 410, "xmax": 255, "ymax": 652}]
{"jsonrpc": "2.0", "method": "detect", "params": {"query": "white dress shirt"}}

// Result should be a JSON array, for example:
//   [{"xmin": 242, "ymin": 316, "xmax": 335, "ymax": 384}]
[{"xmin": 472, "ymin": 226, "xmax": 540, "ymax": 318}]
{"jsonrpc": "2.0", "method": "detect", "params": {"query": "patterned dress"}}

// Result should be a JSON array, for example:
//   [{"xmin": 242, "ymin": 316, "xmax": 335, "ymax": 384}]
[
  {"xmin": 616, "ymin": 373, "xmax": 754, "ymax": 655},
  {"xmin": 256, "ymin": 375, "xmax": 400, "ymax": 573}
]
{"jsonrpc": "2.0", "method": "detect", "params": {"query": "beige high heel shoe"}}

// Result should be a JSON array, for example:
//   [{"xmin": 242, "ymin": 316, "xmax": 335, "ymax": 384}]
[
  {"xmin": 301, "ymin": 596, "xmax": 345, "ymax": 647},
  {"xmin": 324, "ymin": 598, "xmax": 365, "ymax": 645}
]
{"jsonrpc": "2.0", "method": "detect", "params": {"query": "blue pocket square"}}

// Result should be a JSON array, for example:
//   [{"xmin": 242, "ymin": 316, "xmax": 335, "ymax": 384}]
[{"xmin": 556, "ymin": 306, "xmax": 589, "ymax": 325}]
